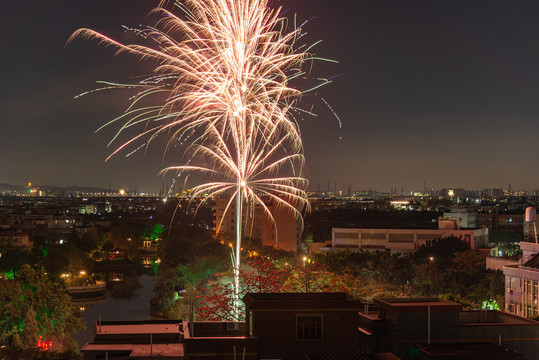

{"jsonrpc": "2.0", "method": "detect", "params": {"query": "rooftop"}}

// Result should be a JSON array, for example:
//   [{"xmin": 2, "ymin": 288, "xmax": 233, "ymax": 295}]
[
  {"xmin": 374, "ymin": 297, "xmax": 463, "ymax": 313},
  {"xmin": 306, "ymin": 354, "xmax": 401, "ymax": 360},
  {"xmin": 459, "ymin": 310, "xmax": 539, "ymax": 326},
  {"xmin": 524, "ymin": 252, "xmax": 539, "ymax": 269},
  {"xmin": 95, "ymin": 320, "xmax": 181, "ymax": 335},
  {"xmin": 243, "ymin": 292, "xmax": 363, "ymax": 310},
  {"xmin": 418, "ymin": 342, "xmax": 521, "ymax": 358},
  {"xmin": 81, "ymin": 343, "xmax": 184, "ymax": 357}
]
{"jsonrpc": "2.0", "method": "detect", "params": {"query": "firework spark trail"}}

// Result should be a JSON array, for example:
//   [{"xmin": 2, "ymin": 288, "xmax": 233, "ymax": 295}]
[
  {"xmin": 71, "ymin": 0, "xmax": 333, "ymax": 318},
  {"xmin": 125, "ymin": 143, "xmax": 147, "ymax": 157},
  {"xmin": 161, "ymin": 122, "xmax": 310, "ymax": 228},
  {"xmin": 68, "ymin": 0, "xmax": 334, "ymax": 152}
]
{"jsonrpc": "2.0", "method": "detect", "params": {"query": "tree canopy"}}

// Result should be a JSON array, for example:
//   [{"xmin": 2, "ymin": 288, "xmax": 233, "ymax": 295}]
[{"xmin": 0, "ymin": 265, "xmax": 84, "ymax": 352}]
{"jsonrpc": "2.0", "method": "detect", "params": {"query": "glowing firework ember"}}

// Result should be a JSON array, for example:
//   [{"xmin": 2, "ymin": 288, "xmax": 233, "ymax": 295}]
[{"xmin": 70, "ymin": 0, "xmax": 334, "ymax": 317}]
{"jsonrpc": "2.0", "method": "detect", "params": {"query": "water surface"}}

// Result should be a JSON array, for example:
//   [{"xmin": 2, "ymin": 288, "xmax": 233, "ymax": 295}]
[{"xmin": 73, "ymin": 274, "xmax": 157, "ymax": 347}]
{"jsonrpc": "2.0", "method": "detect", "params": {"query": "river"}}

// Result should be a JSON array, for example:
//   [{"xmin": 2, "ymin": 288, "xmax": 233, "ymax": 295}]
[{"xmin": 73, "ymin": 274, "xmax": 158, "ymax": 347}]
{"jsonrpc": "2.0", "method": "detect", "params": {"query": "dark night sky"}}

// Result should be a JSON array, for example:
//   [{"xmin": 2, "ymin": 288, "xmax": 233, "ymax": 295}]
[{"xmin": 2, "ymin": 0, "xmax": 539, "ymax": 193}]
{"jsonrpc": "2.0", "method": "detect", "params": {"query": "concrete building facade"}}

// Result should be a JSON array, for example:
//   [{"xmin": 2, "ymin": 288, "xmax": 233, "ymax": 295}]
[
  {"xmin": 214, "ymin": 196, "xmax": 300, "ymax": 252},
  {"xmin": 329, "ymin": 226, "xmax": 486, "ymax": 253},
  {"xmin": 504, "ymin": 242, "xmax": 539, "ymax": 319},
  {"xmin": 358, "ymin": 297, "xmax": 539, "ymax": 360}
]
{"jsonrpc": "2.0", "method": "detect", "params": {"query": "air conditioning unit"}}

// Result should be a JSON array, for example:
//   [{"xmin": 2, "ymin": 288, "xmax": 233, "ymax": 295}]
[{"xmin": 226, "ymin": 322, "xmax": 239, "ymax": 331}]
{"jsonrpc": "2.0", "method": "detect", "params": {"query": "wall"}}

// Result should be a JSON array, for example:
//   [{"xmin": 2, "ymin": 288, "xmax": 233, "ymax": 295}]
[{"xmin": 251, "ymin": 309, "xmax": 359, "ymax": 360}]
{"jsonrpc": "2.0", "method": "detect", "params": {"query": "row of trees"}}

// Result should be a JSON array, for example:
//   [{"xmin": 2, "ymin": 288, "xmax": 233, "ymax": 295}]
[
  {"xmin": 150, "ymin": 231, "xmax": 504, "ymax": 321},
  {"xmin": 316, "ymin": 236, "xmax": 504, "ymax": 307},
  {"xmin": 193, "ymin": 236, "xmax": 503, "ymax": 319},
  {"xmin": 195, "ymin": 257, "xmax": 369, "ymax": 321}
]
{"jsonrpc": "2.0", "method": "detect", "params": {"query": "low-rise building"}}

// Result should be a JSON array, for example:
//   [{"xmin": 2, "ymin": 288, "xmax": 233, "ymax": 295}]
[
  {"xmin": 328, "ymin": 225, "xmax": 487, "ymax": 253},
  {"xmin": 442, "ymin": 209, "xmax": 478, "ymax": 229},
  {"xmin": 214, "ymin": 196, "xmax": 300, "ymax": 253},
  {"xmin": 80, "ymin": 320, "xmax": 183, "ymax": 360},
  {"xmin": 358, "ymin": 297, "xmax": 539, "ymax": 360},
  {"xmin": 244, "ymin": 293, "xmax": 364, "ymax": 360},
  {"xmin": 503, "ymin": 242, "xmax": 539, "ymax": 319},
  {"xmin": 0, "ymin": 231, "xmax": 32, "ymax": 251}
]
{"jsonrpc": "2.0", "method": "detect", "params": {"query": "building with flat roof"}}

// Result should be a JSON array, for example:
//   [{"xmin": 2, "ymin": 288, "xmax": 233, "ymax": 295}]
[
  {"xmin": 478, "ymin": 213, "xmax": 524, "ymax": 233},
  {"xmin": 244, "ymin": 292, "xmax": 364, "ymax": 360},
  {"xmin": 214, "ymin": 196, "xmax": 300, "ymax": 253},
  {"xmin": 79, "ymin": 293, "xmax": 539, "ymax": 360},
  {"xmin": 0, "ymin": 231, "xmax": 32, "ymax": 251},
  {"xmin": 503, "ymin": 242, "xmax": 539, "ymax": 319},
  {"xmin": 328, "ymin": 225, "xmax": 486, "ymax": 253},
  {"xmin": 417, "ymin": 342, "xmax": 523, "ymax": 359},
  {"xmin": 357, "ymin": 297, "xmax": 539, "ymax": 360},
  {"xmin": 183, "ymin": 321, "xmax": 257, "ymax": 360},
  {"xmin": 80, "ymin": 320, "xmax": 183, "ymax": 360},
  {"xmin": 442, "ymin": 209, "xmax": 478, "ymax": 229}
]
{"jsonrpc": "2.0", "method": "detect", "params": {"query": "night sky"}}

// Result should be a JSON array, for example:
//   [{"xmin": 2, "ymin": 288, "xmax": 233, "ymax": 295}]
[{"xmin": 3, "ymin": 0, "xmax": 539, "ymax": 193}]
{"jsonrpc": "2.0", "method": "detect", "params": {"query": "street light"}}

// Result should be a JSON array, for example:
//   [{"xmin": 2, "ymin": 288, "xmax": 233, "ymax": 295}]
[{"xmin": 303, "ymin": 256, "xmax": 307, "ymax": 268}]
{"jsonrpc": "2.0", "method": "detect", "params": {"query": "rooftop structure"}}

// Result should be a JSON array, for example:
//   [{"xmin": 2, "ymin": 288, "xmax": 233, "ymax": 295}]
[
  {"xmin": 214, "ymin": 196, "xmax": 300, "ymax": 252},
  {"xmin": 327, "ymin": 224, "xmax": 487, "ymax": 254},
  {"xmin": 374, "ymin": 297, "xmax": 463, "ymax": 313},
  {"xmin": 503, "ymin": 242, "xmax": 539, "ymax": 319},
  {"xmin": 79, "ymin": 293, "xmax": 539, "ymax": 360},
  {"xmin": 358, "ymin": 297, "xmax": 539, "ymax": 360},
  {"xmin": 80, "ymin": 320, "xmax": 183, "ymax": 360},
  {"xmin": 81, "ymin": 343, "xmax": 183, "ymax": 359},
  {"xmin": 418, "ymin": 342, "xmax": 522, "ymax": 359}
]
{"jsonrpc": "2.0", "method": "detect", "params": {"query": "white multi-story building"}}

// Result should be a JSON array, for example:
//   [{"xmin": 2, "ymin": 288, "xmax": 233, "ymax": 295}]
[
  {"xmin": 504, "ymin": 242, "xmax": 539, "ymax": 318},
  {"xmin": 328, "ymin": 221, "xmax": 488, "ymax": 254},
  {"xmin": 442, "ymin": 209, "xmax": 477, "ymax": 229}
]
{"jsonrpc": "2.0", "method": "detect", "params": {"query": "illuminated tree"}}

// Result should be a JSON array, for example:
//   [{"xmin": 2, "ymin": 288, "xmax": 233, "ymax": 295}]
[
  {"xmin": 197, "ymin": 257, "xmax": 289, "ymax": 321},
  {"xmin": 196, "ymin": 258, "xmax": 369, "ymax": 321},
  {"xmin": 0, "ymin": 265, "xmax": 84, "ymax": 351}
]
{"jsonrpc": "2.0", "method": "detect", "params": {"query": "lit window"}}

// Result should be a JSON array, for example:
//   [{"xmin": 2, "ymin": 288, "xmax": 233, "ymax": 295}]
[{"xmin": 296, "ymin": 315, "xmax": 323, "ymax": 340}]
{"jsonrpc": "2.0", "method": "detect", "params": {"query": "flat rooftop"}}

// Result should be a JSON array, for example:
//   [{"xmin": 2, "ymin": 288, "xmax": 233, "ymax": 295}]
[
  {"xmin": 419, "ymin": 342, "xmax": 521, "ymax": 357},
  {"xmin": 244, "ymin": 293, "xmax": 352, "ymax": 301},
  {"xmin": 459, "ymin": 310, "xmax": 539, "ymax": 326},
  {"xmin": 306, "ymin": 353, "xmax": 401, "ymax": 360},
  {"xmin": 374, "ymin": 298, "xmax": 463, "ymax": 313},
  {"xmin": 243, "ymin": 292, "xmax": 363, "ymax": 310},
  {"xmin": 81, "ymin": 343, "xmax": 184, "ymax": 357},
  {"xmin": 95, "ymin": 320, "xmax": 181, "ymax": 334}
]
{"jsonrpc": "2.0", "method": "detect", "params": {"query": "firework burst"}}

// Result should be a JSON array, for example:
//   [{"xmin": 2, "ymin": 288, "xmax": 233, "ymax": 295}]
[{"xmin": 70, "ymin": 0, "xmax": 333, "ymax": 317}]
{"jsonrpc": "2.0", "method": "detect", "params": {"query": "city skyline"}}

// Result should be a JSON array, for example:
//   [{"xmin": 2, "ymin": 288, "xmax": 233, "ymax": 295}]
[{"xmin": 3, "ymin": 0, "xmax": 539, "ymax": 192}]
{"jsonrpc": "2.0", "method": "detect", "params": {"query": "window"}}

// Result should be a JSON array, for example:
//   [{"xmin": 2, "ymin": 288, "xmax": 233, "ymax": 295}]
[{"xmin": 296, "ymin": 315, "xmax": 323, "ymax": 340}]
